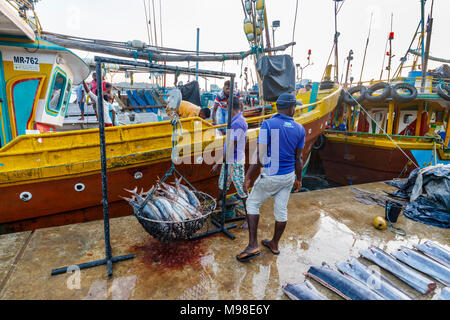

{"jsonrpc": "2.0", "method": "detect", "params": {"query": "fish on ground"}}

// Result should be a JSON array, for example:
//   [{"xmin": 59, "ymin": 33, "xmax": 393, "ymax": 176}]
[
  {"xmin": 282, "ymin": 280, "xmax": 329, "ymax": 300},
  {"xmin": 305, "ymin": 262, "xmax": 384, "ymax": 300},
  {"xmin": 391, "ymin": 246, "xmax": 450, "ymax": 286},
  {"xmin": 336, "ymin": 257, "xmax": 412, "ymax": 300},
  {"xmin": 359, "ymin": 246, "xmax": 436, "ymax": 295},
  {"xmin": 414, "ymin": 241, "xmax": 450, "ymax": 269}
]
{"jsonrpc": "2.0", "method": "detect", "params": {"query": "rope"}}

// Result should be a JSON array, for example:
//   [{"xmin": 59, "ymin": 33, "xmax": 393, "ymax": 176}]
[
  {"xmin": 386, "ymin": 202, "xmax": 407, "ymax": 236},
  {"xmin": 344, "ymin": 88, "xmax": 420, "ymax": 170}
]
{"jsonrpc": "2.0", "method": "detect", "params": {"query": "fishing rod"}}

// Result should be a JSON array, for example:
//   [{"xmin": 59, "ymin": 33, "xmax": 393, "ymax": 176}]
[{"xmin": 359, "ymin": 12, "xmax": 373, "ymax": 84}]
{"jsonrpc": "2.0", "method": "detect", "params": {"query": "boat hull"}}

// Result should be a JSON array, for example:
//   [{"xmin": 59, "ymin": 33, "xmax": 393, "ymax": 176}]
[
  {"xmin": 0, "ymin": 111, "xmax": 331, "ymax": 233},
  {"xmin": 318, "ymin": 134, "xmax": 450, "ymax": 186}
]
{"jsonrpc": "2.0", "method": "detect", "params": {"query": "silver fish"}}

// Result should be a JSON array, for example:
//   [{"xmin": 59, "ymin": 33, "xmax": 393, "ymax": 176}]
[
  {"xmin": 360, "ymin": 246, "xmax": 436, "ymax": 295},
  {"xmin": 391, "ymin": 246, "xmax": 450, "ymax": 286},
  {"xmin": 336, "ymin": 257, "xmax": 412, "ymax": 300},
  {"xmin": 282, "ymin": 280, "xmax": 328, "ymax": 300},
  {"xmin": 180, "ymin": 184, "xmax": 201, "ymax": 208}
]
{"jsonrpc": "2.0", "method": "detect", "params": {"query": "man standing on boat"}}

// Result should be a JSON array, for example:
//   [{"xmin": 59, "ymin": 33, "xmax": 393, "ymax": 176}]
[
  {"xmin": 82, "ymin": 81, "xmax": 115, "ymax": 127},
  {"xmin": 212, "ymin": 81, "xmax": 241, "ymax": 129},
  {"xmin": 74, "ymin": 83, "xmax": 86, "ymax": 121},
  {"xmin": 236, "ymin": 93, "xmax": 305, "ymax": 262}
]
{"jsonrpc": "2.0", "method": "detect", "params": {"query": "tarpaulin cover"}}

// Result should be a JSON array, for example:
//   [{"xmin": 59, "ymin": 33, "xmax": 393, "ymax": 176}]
[
  {"xmin": 178, "ymin": 81, "xmax": 201, "ymax": 106},
  {"xmin": 256, "ymin": 54, "xmax": 295, "ymax": 102},
  {"xmin": 386, "ymin": 165, "xmax": 450, "ymax": 228},
  {"xmin": 431, "ymin": 64, "xmax": 450, "ymax": 80}
]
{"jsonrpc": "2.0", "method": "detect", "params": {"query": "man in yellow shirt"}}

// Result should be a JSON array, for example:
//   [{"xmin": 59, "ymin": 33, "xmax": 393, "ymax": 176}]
[{"xmin": 177, "ymin": 100, "xmax": 211, "ymax": 120}]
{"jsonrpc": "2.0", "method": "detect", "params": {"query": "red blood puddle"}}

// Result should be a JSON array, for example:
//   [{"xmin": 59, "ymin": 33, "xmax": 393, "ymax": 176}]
[{"xmin": 133, "ymin": 238, "xmax": 208, "ymax": 270}]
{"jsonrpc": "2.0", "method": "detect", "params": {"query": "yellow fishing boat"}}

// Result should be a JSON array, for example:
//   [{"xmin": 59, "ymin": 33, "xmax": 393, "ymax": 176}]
[{"xmin": 0, "ymin": 1, "xmax": 341, "ymax": 233}]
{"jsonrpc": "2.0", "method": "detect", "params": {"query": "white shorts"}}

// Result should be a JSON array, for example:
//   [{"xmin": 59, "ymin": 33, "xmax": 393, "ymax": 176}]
[{"xmin": 246, "ymin": 171, "xmax": 296, "ymax": 222}]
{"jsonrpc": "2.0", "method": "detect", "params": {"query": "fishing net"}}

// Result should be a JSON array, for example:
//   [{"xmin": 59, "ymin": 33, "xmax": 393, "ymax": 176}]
[{"xmin": 132, "ymin": 118, "xmax": 217, "ymax": 242}]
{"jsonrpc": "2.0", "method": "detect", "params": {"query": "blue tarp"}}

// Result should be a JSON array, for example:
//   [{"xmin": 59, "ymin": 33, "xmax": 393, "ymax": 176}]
[{"xmin": 387, "ymin": 165, "xmax": 450, "ymax": 228}]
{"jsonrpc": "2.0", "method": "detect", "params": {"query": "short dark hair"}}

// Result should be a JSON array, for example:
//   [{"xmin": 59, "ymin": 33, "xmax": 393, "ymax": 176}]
[
  {"xmin": 103, "ymin": 94, "xmax": 110, "ymax": 102},
  {"xmin": 231, "ymin": 96, "xmax": 241, "ymax": 110},
  {"xmin": 199, "ymin": 108, "xmax": 211, "ymax": 118},
  {"xmin": 105, "ymin": 82, "xmax": 112, "ymax": 89},
  {"xmin": 224, "ymin": 80, "xmax": 231, "ymax": 87}
]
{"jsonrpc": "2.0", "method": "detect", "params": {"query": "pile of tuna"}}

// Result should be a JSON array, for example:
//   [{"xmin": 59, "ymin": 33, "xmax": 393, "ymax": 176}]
[
  {"xmin": 123, "ymin": 178, "xmax": 204, "ymax": 222},
  {"xmin": 282, "ymin": 241, "xmax": 450, "ymax": 300}
]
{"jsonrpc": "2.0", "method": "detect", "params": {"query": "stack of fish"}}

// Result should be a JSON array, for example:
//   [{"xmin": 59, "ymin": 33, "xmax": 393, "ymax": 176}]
[
  {"xmin": 282, "ymin": 241, "xmax": 450, "ymax": 300},
  {"xmin": 123, "ymin": 178, "xmax": 203, "ymax": 222}
]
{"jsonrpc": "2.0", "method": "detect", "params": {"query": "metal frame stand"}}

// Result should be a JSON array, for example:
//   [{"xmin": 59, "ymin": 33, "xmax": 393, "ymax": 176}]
[
  {"xmin": 71, "ymin": 56, "xmax": 239, "ymax": 244},
  {"xmin": 51, "ymin": 59, "xmax": 135, "ymax": 278}
]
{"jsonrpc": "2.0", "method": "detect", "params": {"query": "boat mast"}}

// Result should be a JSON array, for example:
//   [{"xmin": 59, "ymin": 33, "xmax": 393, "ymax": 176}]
[
  {"xmin": 358, "ymin": 12, "xmax": 373, "ymax": 84},
  {"xmin": 421, "ymin": 0, "xmax": 434, "ymax": 94}
]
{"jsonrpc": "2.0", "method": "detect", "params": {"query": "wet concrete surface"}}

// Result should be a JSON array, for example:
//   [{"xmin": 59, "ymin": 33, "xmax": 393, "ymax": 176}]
[{"xmin": 0, "ymin": 182, "xmax": 448, "ymax": 300}]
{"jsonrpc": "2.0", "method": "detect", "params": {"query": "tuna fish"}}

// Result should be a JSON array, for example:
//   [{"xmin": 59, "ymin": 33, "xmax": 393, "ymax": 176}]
[
  {"xmin": 282, "ymin": 280, "xmax": 329, "ymax": 300},
  {"xmin": 124, "ymin": 178, "xmax": 205, "ymax": 223},
  {"xmin": 305, "ymin": 262, "xmax": 384, "ymax": 300},
  {"xmin": 359, "ymin": 246, "xmax": 436, "ymax": 295},
  {"xmin": 336, "ymin": 257, "xmax": 412, "ymax": 300},
  {"xmin": 414, "ymin": 241, "xmax": 450, "ymax": 269},
  {"xmin": 180, "ymin": 184, "xmax": 201, "ymax": 209},
  {"xmin": 391, "ymin": 246, "xmax": 450, "ymax": 286}
]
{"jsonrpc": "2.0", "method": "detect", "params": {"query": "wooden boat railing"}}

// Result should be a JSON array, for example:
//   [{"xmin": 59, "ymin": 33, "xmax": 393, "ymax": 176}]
[{"xmin": 325, "ymin": 129, "xmax": 444, "ymax": 144}]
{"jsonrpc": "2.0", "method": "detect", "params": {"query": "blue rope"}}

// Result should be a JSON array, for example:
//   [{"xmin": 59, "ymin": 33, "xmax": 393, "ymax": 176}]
[{"xmin": 386, "ymin": 203, "xmax": 408, "ymax": 236}]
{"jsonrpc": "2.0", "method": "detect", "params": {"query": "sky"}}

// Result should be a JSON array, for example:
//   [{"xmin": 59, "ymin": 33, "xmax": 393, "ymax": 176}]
[{"xmin": 34, "ymin": 0, "xmax": 449, "ymax": 90}]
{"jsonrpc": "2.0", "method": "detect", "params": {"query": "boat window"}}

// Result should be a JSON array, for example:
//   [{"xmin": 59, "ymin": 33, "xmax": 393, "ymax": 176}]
[
  {"xmin": 48, "ymin": 71, "xmax": 67, "ymax": 113},
  {"xmin": 63, "ymin": 81, "xmax": 71, "ymax": 107},
  {"xmin": 403, "ymin": 114, "xmax": 414, "ymax": 125}
]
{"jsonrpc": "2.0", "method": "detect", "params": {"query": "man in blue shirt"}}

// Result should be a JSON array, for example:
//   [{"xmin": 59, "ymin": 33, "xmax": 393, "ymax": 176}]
[
  {"xmin": 236, "ymin": 93, "xmax": 305, "ymax": 262},
  {"xmin": 74, "ymin": 83, "xmax": 85, "ymax": 120},
  {"xmin": 211, "ymin": 96, "xmax": 248, "ymax": 206}
]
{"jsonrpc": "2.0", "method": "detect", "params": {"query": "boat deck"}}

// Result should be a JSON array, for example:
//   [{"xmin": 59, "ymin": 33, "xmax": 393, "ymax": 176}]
[{"xmin": 0, "ymin": 182, "xmax": 448, "ymax": 300}]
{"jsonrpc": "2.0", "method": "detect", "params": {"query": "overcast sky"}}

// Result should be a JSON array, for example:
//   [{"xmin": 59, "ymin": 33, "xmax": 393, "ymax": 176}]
[{"xmin": 35, "ymin": 0, "xmax": 448, "ymax": 90}]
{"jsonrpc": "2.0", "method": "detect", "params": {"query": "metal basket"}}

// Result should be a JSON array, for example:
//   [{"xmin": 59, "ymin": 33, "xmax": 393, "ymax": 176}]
[{"xmin": 133, "ymin": 191, "xmax": 216, "ymax": 242}]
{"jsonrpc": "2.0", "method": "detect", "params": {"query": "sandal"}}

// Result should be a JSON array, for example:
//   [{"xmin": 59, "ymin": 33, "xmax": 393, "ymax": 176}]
[
  {"xmin": 236, "ymin": 249, "xmax": 261, "ymax": 262},
  {"xmin": 261, "ymin": 239, "xmax": 280, "ymax": 255}
]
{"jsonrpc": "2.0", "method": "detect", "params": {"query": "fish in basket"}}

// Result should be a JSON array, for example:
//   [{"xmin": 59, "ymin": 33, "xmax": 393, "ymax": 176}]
[{"xmin": 122, "ymin": 178, "xmax": 216, "ymax": 242}]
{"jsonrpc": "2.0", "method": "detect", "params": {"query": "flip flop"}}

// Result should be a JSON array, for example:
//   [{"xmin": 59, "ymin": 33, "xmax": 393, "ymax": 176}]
[
  {"xmin": 236, "ymin": 249, "xmax": 261, "ymax": 262},
  {"xmin": 261, "ymin": 239, "xmax": 280, "ymax": 255}
]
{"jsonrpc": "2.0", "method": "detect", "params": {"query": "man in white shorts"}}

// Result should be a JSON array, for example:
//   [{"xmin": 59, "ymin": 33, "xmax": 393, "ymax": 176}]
[{"xmin": 236, "ymin": 93, "xmax": 305, "ymax": 262}]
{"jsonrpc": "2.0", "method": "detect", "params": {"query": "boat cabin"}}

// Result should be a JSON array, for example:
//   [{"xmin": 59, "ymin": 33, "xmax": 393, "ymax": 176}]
[{"xmin": 0, "ymin": 3, "xmax": 89, "ymax": 147}]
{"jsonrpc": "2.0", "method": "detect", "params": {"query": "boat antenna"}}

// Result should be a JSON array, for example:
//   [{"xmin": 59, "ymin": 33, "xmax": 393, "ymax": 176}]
[
  {"xmin": 359, "ymin": 12, "xmax": 373, "ymax": 84},
  {"xmin": 421, "ymin": 0, "xmax": 434, "ymax": 94},
  {"xmin": 143, "ymin": 0, "xmax": 152, "ymax": 46},
  {"xmin": 151, "ymin": 0, "xmax": 158, "ymax": 47},
  {"xmin": 387, "ymin": 13, "xmax": 394, "ymax": 81},
  {"xmin": 333, "ymin": 0, "xmax": 345, "ymax": 83},
  {"xmin": 291, "ymin": 0, "xmax": 300, "ymax": 58}
]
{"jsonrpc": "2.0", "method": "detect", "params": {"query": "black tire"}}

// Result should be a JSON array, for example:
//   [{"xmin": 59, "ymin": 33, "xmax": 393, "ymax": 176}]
[
  {"xmin": 436, "ymin": 83, "xmax": 450, "ymax": 101},
  {"xmin": 343, "ymin": 85, "xmax": 367, "ymax": 106},
  {"xmin": 319, "ymin": 80, "xmax": 334, "ymax": 90},
  {"xmin": 391, "ymin": 83, "xmax": 418, "ymax": 103},
  {"xmin": 364, "ymin": 82, "xmax": 391, "ymax": 103},
  {"xmin": 313, "ymin": 133, "xmax": 326, "ymax": 150}
]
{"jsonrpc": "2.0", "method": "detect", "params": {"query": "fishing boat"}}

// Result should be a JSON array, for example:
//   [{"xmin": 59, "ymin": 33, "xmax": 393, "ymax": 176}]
[
  {"xmin": 318, "ymin": 1, "xmax": 450, "ymax": 186},
  {"xmin": 0, "ymin": 1, "xmax": 341, "ymax": 233}
]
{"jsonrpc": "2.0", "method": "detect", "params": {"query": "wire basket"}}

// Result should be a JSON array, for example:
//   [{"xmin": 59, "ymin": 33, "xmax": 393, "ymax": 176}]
[{"xmin": 133, "ymin": 191, "xmax": 216, "ymax": 242}]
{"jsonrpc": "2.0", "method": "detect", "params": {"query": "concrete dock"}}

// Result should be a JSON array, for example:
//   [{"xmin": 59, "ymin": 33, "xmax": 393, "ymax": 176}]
[{"xmin": 0, "ymin": 182, "xmax": 448, "ymax": 300}]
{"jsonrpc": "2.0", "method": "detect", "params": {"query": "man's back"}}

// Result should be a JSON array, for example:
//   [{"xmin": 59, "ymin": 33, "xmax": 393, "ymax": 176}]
[{"xmin": 259, "ymin": 113, "xmax": 305, "ymax": 176}]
